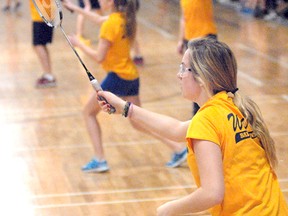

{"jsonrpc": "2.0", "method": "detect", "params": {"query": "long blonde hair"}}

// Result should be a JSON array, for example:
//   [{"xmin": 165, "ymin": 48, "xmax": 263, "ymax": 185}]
[
  {"xmin": 187, "ymin": 38, "xmax": 278, "ymax": 169},
  {"xmin": 114, "ymin": 0, "xmax": 137, "ymax": 42}
]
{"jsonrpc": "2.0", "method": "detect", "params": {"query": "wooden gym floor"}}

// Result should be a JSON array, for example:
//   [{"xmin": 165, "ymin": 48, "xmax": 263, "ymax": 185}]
[{"xmin": 0, "ymin": 0, "xmax": 287, "ymax": 215}]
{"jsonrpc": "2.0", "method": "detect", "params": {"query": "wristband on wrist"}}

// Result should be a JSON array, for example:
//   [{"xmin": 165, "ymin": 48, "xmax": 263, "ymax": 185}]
[
  {"xmin": 122, "ymin": 101, "xmax": 131, "ymax": 117},
  {"xmin": 128, "ymin": 103, "xmax": 133, "ymax": 118}
]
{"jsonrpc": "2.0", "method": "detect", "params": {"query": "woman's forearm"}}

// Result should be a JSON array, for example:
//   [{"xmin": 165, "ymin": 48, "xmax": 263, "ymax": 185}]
[
  {"xmin": 158, "ymin": 187, "xmax": 222, "ymax": 216},
  {"xmin": 72, "ymin": 4, "xmax": 106, "ymax": 25},
  {"xmin": 97, "ymin": 91, "xmax": 189, "ymax": 142},
  {"xmin": 130, "ymin": 105, "xmax": 189, "ymax": 142},
  {"xmin": 77, "ymin": 43, "xmax": 99, "ymax": 62}
]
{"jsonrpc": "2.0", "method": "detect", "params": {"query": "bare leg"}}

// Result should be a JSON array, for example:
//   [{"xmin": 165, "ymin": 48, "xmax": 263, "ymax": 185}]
[
  {"xmin": 33, "ymin": 45, "xmax": 52, "ymax": 75},
  {"xmin": 83, "ymin": 92, "xmax": 104, "ymax": 160},
  {"xmin": 33, "ymin": 45, "xmax": 56, "ymax": 88},
  {"xmin": 84, "ymin": 93, "xmax": 185, "ymax": 159},
  {"xmin": 5, "ymin": 0, "xmax": 12, "ymax": 5}
]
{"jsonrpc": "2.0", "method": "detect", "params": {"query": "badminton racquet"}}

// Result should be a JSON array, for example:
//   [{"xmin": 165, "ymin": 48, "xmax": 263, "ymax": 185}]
[{"xmin": 31, "ymin": 0, "xmax": 116, "ymax": 113}]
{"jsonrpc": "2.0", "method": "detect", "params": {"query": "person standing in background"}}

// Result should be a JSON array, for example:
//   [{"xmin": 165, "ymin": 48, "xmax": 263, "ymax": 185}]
[
  {"xmin": 177, "ymin": 0, "xmax": 217, "ymax": 116},
  {"xmin": 30, "ymin": 0, "xmax": 56, "ymax": 88}
]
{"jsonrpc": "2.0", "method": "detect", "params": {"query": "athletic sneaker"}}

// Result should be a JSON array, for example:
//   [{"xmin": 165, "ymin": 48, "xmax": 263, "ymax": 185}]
[
  {"xmin": 166, "ymin": 148, "xmax": 187, "ymax": 168},
  {"xmin": 35, "ymin": 75, "xmax": 57, "ymax": 88},
  {"xmin": 82, "ymin": 158, "xmax": 109, "ymax": 173},
  {"xmin": 263, "ymin": 11, "xmax": 278, "ymax": 21},
  {"xmin": 133, "ymin": 56, "xmax": 144, "ymax": 66}
]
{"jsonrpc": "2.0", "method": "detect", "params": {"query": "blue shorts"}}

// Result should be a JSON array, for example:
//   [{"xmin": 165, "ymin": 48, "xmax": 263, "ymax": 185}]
[
  {"xmin": 78, "ymin": 0, "xmax": 100, "ymax": 9},
  {"xmin": 33, "ymin": 22, "xmax": 53, "ymax": 45},
  {"xmin": 101, "ymin": 72, "xmax": 140, "ymax": 97}
]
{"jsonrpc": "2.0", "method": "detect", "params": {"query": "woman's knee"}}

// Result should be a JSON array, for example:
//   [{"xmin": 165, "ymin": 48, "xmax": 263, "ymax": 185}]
[
  {"xmin": 83, "ymin": 103, "xmax": 95, "ymax": 117},
  {"xmin": 83, "ymin": 95, "xmax": 100, "ymax": 117}
]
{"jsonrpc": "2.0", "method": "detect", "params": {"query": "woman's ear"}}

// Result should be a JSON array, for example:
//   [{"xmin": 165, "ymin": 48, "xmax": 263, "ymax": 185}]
[{"xmin": 195, "ymin": 76, "xmax": 205, "ymax": 87}]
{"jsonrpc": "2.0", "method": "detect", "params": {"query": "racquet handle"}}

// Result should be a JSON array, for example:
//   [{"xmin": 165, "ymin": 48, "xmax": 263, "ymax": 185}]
[{"xmin": 90, "ymin": 79, "xmax": 116, "ymax": 114}]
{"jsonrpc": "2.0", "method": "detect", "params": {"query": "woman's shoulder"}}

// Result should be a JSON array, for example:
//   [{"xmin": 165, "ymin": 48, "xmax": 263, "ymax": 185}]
[
  {"xmin": 106, "ymin": 12, "xmax": 124, "ymax": 21},
  {"xmin": 102, "ymin": 13, "xmax": 124, "ymax": 28}
]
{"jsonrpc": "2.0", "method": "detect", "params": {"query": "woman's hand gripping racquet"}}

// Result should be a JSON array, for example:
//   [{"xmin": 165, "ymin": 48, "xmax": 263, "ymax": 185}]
[{"xmin": 31, "ymin": 0, "xmax": 116, "ymax": 114}]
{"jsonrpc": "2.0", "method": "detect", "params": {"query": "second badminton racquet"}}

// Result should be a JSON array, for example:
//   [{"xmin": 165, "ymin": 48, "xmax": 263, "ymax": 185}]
[{"xmin": 31, "ymin": 0, "xmax": 116, "ymax": 113}]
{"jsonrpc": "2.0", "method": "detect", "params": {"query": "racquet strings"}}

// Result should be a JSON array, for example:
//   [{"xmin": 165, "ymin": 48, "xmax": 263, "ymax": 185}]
[{"xmin": 32, "ymin": 0, "xmax": 61, "ymax": 27}]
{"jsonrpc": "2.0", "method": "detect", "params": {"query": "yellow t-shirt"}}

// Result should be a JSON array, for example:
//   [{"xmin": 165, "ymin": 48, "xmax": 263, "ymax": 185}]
[
  {"xmin": 30, "ymin": 0, "xmax": 43, "ymax": 22},
  {"xmin": 99, "ymin": 12, "xmax": 138, "ymax": 80},
  {"xmin": 180, "ymin": 0, "xmax": 217, "ymax": 40},
  {"xmin": 186, "ymin": 92, "xmax": 288, "ymax": 215}
]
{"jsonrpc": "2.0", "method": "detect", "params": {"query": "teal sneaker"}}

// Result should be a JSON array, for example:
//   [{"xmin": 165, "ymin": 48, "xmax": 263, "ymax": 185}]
[
  {"xmin": 82, "ymin": 158, "xmax": 109, "ymax": 173},
  {"xmin": 166, "ymin": 148, "xmax": 187, "ymax": 168}
]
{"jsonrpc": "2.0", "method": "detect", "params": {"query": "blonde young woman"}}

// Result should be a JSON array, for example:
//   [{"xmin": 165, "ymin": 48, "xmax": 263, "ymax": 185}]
[
  {"xmin": 98, "ymin": 38, "xmax": 288, "ymax": 215},
  {"xmin": 63, "ymin": 0, "xmax": 186, "ymax": 172}
]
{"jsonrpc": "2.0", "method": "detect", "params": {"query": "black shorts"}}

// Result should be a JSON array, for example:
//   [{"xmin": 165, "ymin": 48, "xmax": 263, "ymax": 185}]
[
  {"xmin": 78, "ymin": 0, "xmax": 100, "ymax": 9},
  {"xmin": 32, "ymin": 22, "xmax": 53, "ymax": 45}
]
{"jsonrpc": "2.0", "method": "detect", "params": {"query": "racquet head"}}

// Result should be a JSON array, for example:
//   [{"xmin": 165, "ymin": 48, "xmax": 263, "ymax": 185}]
[{"xmin": 32, "ymin": 0, "xmax": 63, "ymax": 28}]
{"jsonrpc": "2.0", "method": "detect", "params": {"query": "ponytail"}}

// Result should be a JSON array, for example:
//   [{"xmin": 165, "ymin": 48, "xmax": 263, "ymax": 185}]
[
  {"xmin": 114, "ymin": 0, "xmax": 137, "ymax": 41},
  {"xmin": 233, "ymin": 92, "xmax": 278, "ymax": 169}
]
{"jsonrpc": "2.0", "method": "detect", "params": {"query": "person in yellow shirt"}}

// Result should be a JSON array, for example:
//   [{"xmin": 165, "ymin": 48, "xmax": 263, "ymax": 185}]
[
  {"xmin": 97, "ymin": 38, "xmax": 288, "ymax": 215},
  {"xmin": 177, "ymin": 0, "xmax": 217, "ymax": 54},
  {"xmin": 72, "ymin": 0, "xmax": 145, "ymax": 65},
  {"xmin": 178, "ymin": 0, "xmax": 218, "ymax": 117},
  {"xmin": 63, "ymin": 0, "xmax": 187, "ymax": 172},
  {"xmin": 30, "ymin": 0, "xmax": 56, "ymax": 88}
]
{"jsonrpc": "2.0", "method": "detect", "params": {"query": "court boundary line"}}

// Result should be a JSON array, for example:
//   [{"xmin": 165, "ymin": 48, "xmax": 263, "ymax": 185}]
[
  {"xmin": 236, "ymin": 43, "xmax": 288, "ymax": 69},
  {"xmin": 238, "ymin": 70, "xmax": 264, "ymax": 87},
  {"xmin": 32, "ymin": 185, "xmax": 197, "ymax": 199}
]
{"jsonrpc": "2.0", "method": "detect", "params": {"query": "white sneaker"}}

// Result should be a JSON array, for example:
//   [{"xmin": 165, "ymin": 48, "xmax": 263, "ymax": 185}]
[{"xmin": 264, "ymin": 11, "xmax": 277, "ymax": 21}]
